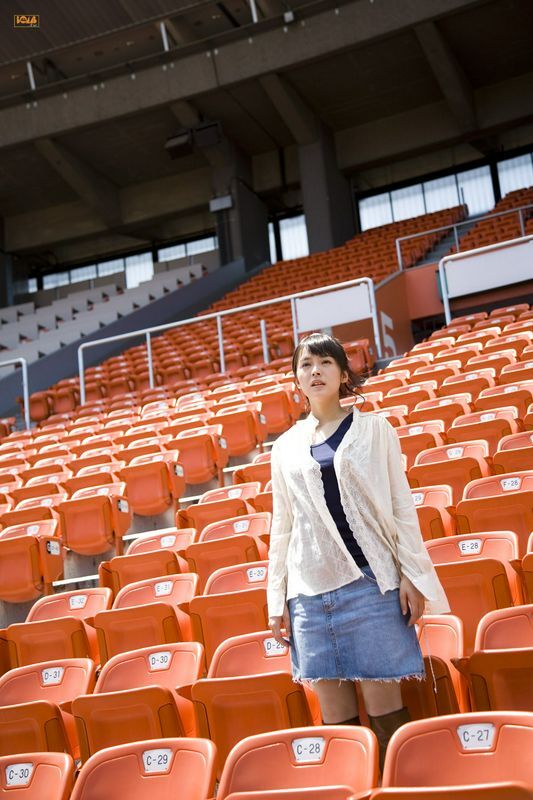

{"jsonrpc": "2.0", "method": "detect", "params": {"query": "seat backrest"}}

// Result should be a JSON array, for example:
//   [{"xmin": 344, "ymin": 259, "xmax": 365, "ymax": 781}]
[
  {"xmin": 475, "ymin": 604, "xmax": 533, "ymax": 650},
  {"xmin": 200, "ymin": 483, "xmax": 261, "ymax": 504},
  {"xmin": 94, "ymin": 603, "xmax": 183, "ymax": 664},
  {"xmin": 462, "ymin": 472, "xmax": 533, "ymax": 499},
  {"xmin": 367, "ymin": 783, "xmax": 533, "ymax": 798},
  {"xmin": 70, "ymin": 738, "xmax": 217, "ymax": 800},
  {"xmin": 72, "ymin": 686, "xmax": 185, "ymax": 762},
  {"xmin": 189, "ymin": 588, "xmax": 269, "ymax": 665},
  {"xmin": 185, "ymin": 535, "xmax": 261, "ymax": 592},
  {"xmin": 204, "ymin": 561, "xmax": 269, "ymax": 595},
  {"xmin": 0, "ymin": 658, "xmax": 95, "ymax": 707},
  {"xmin": 216, "ymin": 725, "xmax": 378, "ymax": 800},
  {"xmin": 98, "ymin": 550, "xmax": 182, "ymax": 595},
  {"xmin": 0, "ymin": 700, "xmax": 70, "ymax": 757},
  {"xmin": 414, "ymin": 441, "xmax": 489, "ymax": 467},
  {"xmin": 192, "ymin": 672, "xmax": 313, "ymax": 775},
  {"xmin": 426, "ymin": 531, "xmax": 519, "ymax": 565},
  {"xmin": 199, "ymin": 512, "xmax": 271, "ymax": 543},
  {"xmin": 113, "ymin": 572, "xmax": 198, "ymax": 609},
  {"xmin": 126, "ymin": 527, "xmax": 197, "ymax": 555},
  {"xmin": 7, "ymin": 618, "xmax": 91, "ymax": 667},
  {"xmin": 0, "ymin": 752, "xmax": 74, "ymax": 799},
  {"xmin": 208, "ymin": 629, "xmax": 289, "ymax": 678},
  {"xmin": 26, "ymin": 587, "xmax": 113, "ymax": 623},
  {"xmin": 382, "ymin": 712, "xmax": 533, "ymax": 788}
]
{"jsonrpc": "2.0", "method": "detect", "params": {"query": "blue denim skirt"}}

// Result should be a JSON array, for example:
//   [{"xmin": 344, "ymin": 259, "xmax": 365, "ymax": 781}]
[{"xmin": 287, "ymin": 565, "xmax": 424, "ymax": 682}]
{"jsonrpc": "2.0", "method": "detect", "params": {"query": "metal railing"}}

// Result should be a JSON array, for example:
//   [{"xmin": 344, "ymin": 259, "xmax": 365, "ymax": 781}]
[
  {"xmin": 395, "ymin": 203, "xmax": 533, "ymax": 271},
  {"xmin": 78, "ymin": 276, "xmax": 381, "ymax": 404},
  {"xmin": 0, "ymin": 357, "xmax": 30, "ymax": 429}
]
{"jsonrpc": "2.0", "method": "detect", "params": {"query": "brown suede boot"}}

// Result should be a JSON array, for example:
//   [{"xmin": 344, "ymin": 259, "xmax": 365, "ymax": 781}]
[
  {"xmin": 368, "ymin": 706, "xmax": 410, "ymax": 772},
  {"xmin": 322, "ymin": 716, "xmax": 360, "ymax": 725}
]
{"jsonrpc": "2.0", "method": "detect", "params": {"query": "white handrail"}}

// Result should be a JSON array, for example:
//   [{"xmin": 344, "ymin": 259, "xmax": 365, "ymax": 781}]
[
  {"xmin": 78, "ymin": 276, "xmax": 381, "ymax": 403},
  {"xmin": 0, "ymin": 357, "xmax": 30, "ymax": 429},
  {"xmin": 395, "ymin": 203, "xmax": 533, "ymax": 270},
  {"xmin": 438, "ymin": 234, "xmax": 533, "ymax": 324}
]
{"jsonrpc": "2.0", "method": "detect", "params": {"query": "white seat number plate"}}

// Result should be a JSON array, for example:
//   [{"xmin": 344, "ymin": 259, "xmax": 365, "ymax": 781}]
[
  {"xmin": 409, "ymin": 426, "xmax": 423, "ymax": 435},
  {"xmin": 446, "ymin": 447, "xmax": 463, "ymax": 459},
  {"xmin": 69, "ymin": 594, "xmax": 88, "ymax": 610},
  {"xmin": 457, "ymin": 723, "xmax": 495, "ymax": 750},
  {"xmin": 247, "ymin": 566, "xmax": 267, "ymax": 582},
  {"xmin": 148, "ymin": 651, "xmax": 172, "ymax": 671},
  {"xmin": 458, "ymin": 539, "xmax": 482, "ymax": 555},
  {"xmin": 5, "ymin": 763, "xmax": 34, "ymax": 787},
  {"xmin": 501, "ymin": 477, "xmax": 521, "ymax": 491},
  {"xmin": 154, "ymin": 580, "xmax": 173, "ymax": 597},
  {"xmin": 503, "ymin": 385, "xmax": 517, "ymax": 393},
  {"xmin": 27, "ymin": 524, "xmax": 40, "ymax": 535},
  {"xmin": 263, "ymin": 637, "xmax": 287, "ymax": 656},
  {"xmin": 160, "ymin": 535, "xmax": 176, "ymax": 548},
  {"xmin": 480, "ymin": 413, "xmax": 496, "ymax": 421},
  {"xmin": 228, "ymin": 488, "xmax": 242, "ymax": 498},
  {"xmin": 291, "ymin": 737, "xmax": 326, "ymax": 763},
  {"xmin": 41, "ymin": 666, "xmax": 64, "ymax": 686},
  {"xmin": 234, "ymin": 519, "xmax": 250, "ymax": 533},
  {"xmin": 142, "ymin": 748, "xmax": 172, "ymax": 773},
  {"xmin": 412, "ymin": 492, "xmax": 424, "ymax": 506}
]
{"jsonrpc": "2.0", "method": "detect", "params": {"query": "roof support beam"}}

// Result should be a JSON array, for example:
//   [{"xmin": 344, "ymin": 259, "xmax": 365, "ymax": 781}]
[
  {"xmin": 34, "ymin": 137, "xmax": 122, "ymax": 227},
  {"xmin": 414, "ymin": 20, "xmax": 477, "ymax": 133},
  {"xmin": 259, "ymin": 73, "xmax": 318, "ymax": 144}
]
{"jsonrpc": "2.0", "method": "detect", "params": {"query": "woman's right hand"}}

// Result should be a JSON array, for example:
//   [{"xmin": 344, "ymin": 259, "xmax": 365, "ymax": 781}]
[{"xmin": 268, "ymin": 605, "xmax": 292, "ymax": 647}]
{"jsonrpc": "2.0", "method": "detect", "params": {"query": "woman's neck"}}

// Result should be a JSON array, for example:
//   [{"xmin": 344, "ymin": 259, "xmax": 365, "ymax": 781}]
[{"xmin": 309, "ymin": 399, "xmax": 348, "ymax": 426}]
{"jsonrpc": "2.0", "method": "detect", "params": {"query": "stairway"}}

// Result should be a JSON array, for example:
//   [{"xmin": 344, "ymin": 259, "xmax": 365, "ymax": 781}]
[{"xmin": 414, "ymin": 216, "xmax": 482, "ymax": 267}]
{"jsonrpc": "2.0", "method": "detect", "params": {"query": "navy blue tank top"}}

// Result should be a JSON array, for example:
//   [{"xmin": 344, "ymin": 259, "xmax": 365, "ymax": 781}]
[{"xmin": 310, "ymin": 413, "xmax": 368, "ymax": 567}]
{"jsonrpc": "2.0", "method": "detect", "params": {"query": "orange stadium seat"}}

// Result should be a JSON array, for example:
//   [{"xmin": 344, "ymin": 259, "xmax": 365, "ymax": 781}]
[
  {"xmin": 72, "ymin": 686, "xmax": 185, "ymax": 763},
  {"xmin": 204, "ymin": 560, "xmax": 269, "ymax": 594},
  {"xmin": 0, "ymin": 700, "xmax": 70, "ymax": 757},
  {"xmin": 455, "ymin": 472, "xmax": 533, "ymax": 555},
  {"xmin": 98, "ymin": 550, "xmax": 183, "ymax": 596},
  {"xmin": 475, "ymin": 382, "xmax": 533, "ymax": 418},
  {"xmin": 415, "ymin": 614, "xmax": 468, "ymax": 712},
  {"xmin": 4, "ymin": 617, "xmax": 92, "ymax": 668},
  {"xmin": 93, "ymin": 603, "xmax": 184, "ymax": 664},
  {"xmin": 446, "ymin": 407, "xmax": 523, "ymax": 454},
  {"xmin": 95, "ymin": 642, "xmax": 205, "ymax": 737},
  {"xmin": 126, "ymin": 526, "xmax": 198, "ymax": 555},
  {"xmin": 0, "ymin": 752, "xmax": 74, "ymax": 800},
  {"xmin": 118, "ymin": 451, "xmax": 185, "ymax": 515},
  {"xmin": 113, "ymin": 572, "xmax": 198, "ymax": 639},
  {"xmin": 177, "ymin": 496, "xmax": 252, "ymax": 533},
  {"xmin": 493, "ymin": 431, "xmax": 533, "ymax": 473},
  {"xmin": 216, "ymin": 725, "xmax": 378, "ymax": 800},
  {"xmin": 69, "ymin": 738, "xmax": 217, "ymax": 800},
  {"xmin": 173, "ymin": 428, "xmax": 228, "ymax": 486},
  {"xmin": 410, "ymin": 485, "xmax": 455, "ymax": 540},
  {"xmin": 58, "ymin": 483, "xmax": 132, "ymax": 555},
  {"xmin": 199, "ymin": 511, "xmax": 270, "ymax": 557},
  {"xmin": 188, "ymin": 587, "xmax": 269, "ymax": 665},
  {"xmin": 183, "ymin": 535, "xmax": 261, "ymax": 592},
  {"xmin": 232, "ymin": 459, "xmax": 272, "ymax": 490},
  {"xmin": 396, "ymin": 422, "xmax": 446, "ymax": 469},
  {"xmin": 0, "ymin": 524, "xmax": 64, "ymax": 603},
  {"xmin": 408, "ymin": 395, "xmax": 472, "ymax": 428},
  {"xmin": 191, "ymin": 672, "xmax": 313, "ymax": 776},
  {"xmin": 408, "ymin": 441, "xmax": 491, "ymax": 504}
]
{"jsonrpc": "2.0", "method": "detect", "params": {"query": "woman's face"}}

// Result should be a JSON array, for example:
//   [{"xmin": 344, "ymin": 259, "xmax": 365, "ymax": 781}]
[{"xmin": 296, "ymin": 347, "xmax": 346, "ymax": 403}]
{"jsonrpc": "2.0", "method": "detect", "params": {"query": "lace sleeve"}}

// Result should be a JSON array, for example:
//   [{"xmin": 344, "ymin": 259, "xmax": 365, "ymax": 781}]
[{"xmin": 266, "ymin": 439, "xmax": 294, "ymax": 617}]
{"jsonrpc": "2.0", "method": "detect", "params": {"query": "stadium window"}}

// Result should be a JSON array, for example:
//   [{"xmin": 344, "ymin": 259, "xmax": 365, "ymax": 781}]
[
  {"xmin": 43, "ymin": 271, "xmax": 70, "ymax": 289},
  {"xmin": 158, "ymin": 243, "xmax": 186, "ymax": 262},
  {"xmin": 125, "ymin": 252, "xmax": 154, "ymax": 288},
  {"xmin": 70, "ymin": 265, "xmax": 97, "ymax": 283},
  {"xmin": 423, "ymin": 174, "xmax": 459, "ymax": 213},
  {"xmin": 497, "ymin": 152, "xmax": 533, "ymax": 197},
  {"xmin": 186, "ymin": 235, "xmax": 218, "ymax": 256},
  {"xmin": 97, "ymin": 258, "xmax": 124, "ymax": 277},
  {"xmin": 28, "ymin": 278, "xmax": 37, "ymax": 293},
  {"xmin": 359, "ymin": 193, "xmax": 393, "ymax": 231},
  {"xmin": 279, "ymin": 215, "xmax": 309, "ymax": 260},
  {"xmin": 390, "ymin": 184, "xmax": 425, "ymax": 221},
  {"xmin": 456, "ymin": 165, "xmax": 494, "ymax": 215},
  {"xmin": 268, "ymin": 222, "xmax": 277, "ymax": 263}
]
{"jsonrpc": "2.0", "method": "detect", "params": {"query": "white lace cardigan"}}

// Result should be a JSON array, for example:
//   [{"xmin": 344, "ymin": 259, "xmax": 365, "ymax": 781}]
[{"xmin": 267, "ymin": 406, "xmax": 451, "ymax": 618}]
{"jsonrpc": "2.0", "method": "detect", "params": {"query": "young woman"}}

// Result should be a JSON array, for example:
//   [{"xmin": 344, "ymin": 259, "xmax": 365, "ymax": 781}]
[{"xmin": 267, "ymin": 332, "xmax": 450, "ymax": 768}]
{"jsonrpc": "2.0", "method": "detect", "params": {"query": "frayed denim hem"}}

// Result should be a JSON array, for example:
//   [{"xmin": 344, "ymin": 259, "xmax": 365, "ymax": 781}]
[{"xmin": 292, "ymin": 671, "xmax": 425, "ymax": 685}]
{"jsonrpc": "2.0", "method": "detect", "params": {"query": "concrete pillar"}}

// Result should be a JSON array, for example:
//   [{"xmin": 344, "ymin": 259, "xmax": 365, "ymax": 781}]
[
  {"xmin": 0, "ymin": 222, "xmax": 14, "ymax": 308},
  {"xmin": 210, "ymin": 142, "xmax": 270, "ymax": 271},
  {"xmin": 299, "ymin": 123, "xmax": 355, "ymax": 253}
]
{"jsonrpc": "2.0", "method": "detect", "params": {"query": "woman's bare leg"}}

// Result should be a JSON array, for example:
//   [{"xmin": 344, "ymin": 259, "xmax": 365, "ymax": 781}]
[
  {"xmin": 312, "ymin": 679, "xmax": 358, "ymax": 723},
  {"xmin": 359, "ymin": 680, "xmax": 403, "ymax": 716}
]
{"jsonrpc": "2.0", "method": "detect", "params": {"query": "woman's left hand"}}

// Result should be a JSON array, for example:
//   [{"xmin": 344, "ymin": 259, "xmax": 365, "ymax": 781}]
[{"xmin": 399, "ymin": 575, "xmax": 425, "ymax": 626}]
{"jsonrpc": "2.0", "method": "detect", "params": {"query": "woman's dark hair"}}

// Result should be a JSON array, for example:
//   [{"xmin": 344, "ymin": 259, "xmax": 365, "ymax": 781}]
[{"xmin": 292, "ymin": 332, "xmax": 364, "ymax": 400}]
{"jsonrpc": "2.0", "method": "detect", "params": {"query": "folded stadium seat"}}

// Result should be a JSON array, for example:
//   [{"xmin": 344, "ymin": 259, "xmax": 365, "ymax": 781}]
[
  {"xmin": 375, "ymin": 406, "xmax": 409, "ymax": 428},
  {"xmin": 5, "ymin": 617, "xmax": 92, "ymax": 668},
  {"xmin": 28, "ymin": 392, "xmax": 52, "ymax": 423},
  {"xmin": 446, "ymin": 408, "xmax": 522, "ymax": 455},
  {"xmin": 204, "ymin": 561, "xmax": 269, "ymax": 595},
  {"xmin": 410, "ymin": 485, "xmax": 455, "ymax": 540},
  {"xmin": 187, "ymin": 587, "xmax": 269, "ymax": 665},
  {"xmin": 126, "ymin": 526, "xmax": 197, "ymax": 555},
  {"xmin": 72, "ymin": 685, "xmax": 185, "ymax": 763},
  {"xmin": 190, "ymin": 672, "xmax": 313, "ymax": 777},
  {"xmin": 249, "ymin": 387, "xmax": 295, "ymax": 434},
  {"xmin": 475, "ymin": 382, "xmax": 533, "ymax": 418},
  {"xmin": 408, "ymin": 394, "xmax": 472, "ymax": 430},
  {"xmin": 396, "ymin": 422, "xmax": 446, "ymax": 469},
  {"xmin": 493, "ymin": 431, "xmax": 533, "ymax": 473},
  {"xmin": 118, "ymin": 452, "xmax": 185, "ymax": 516},
  {"xmin": 13, "ymin": 489, "xmax": 69, "ymax": 515},
  {"xmin": 499, "ymin": 360, "xmax": 533, "ymax": 383},
  {"xmin": 0, "ymin": 700, "xmax": 71, "ymax": 757},
  {"xmin": 381, "ymin": 712, "xmax": 533, "ymax": 791},
  {"xmin": 438, "ymin": 370, "xmax": 496, "ymax": 400},
  {"xmin": 415, "ymin": 614, "xmax": 468, "ymax": 712},
  {"xmin": 426, "ymin": 531, "xmax": 523, "ymax": 605},
  {"xmin": 248, "ymin": 484, "xmax": 273, "ymax": 514},
  {"xmin": 465, "ymin": 350, "xmax": 517, "ymax": 376},
  {"xmin": 0, "ymin": 520, "xmax": 65, "ymax": 604},
  {"xmin": 216, "ymin": 725, "xmax": 378, "ymax": 800},
  {"xmin": 0, "ymin": 751, "xmax": 74, "ymax": 799},
  {"xmin": 21, "ymin": 462, "xmax": 72, "ymax": 485},
  {"xmin": 62, "ymin": 470, "xmax": 118, "ymax": 496},
  {"xmin": 433, "ymin": 559, "xmax": 513, "ymax": 654},
  {"xmin": 183, "ymin": 535, "xmax": 261, "ymax": 592},
  {"xmin": 177, "ymin": 496, "xmax": 253, "ymax": 534},
  {"xmin": 173, "ymin": 427, "xmax": 228, "ymax": 486},
  {"xmin": 408, "ymin": 441, "xmax": 491, "ymax": 505},
  {"xmin": 113, "ymin": 573, "xmax": 198, "ymax": 639},
  {"xmin": 0, "ymin": 658, "xmax": 96, "ymax": 758},
  {"xmin": 210, "ymin": 406, "xmax": 268, "ymax": 457},
  {"xmin": 452, "ymin": 605, "xmax": 533, "ymax": 713},
  {"xmin": 94, "ymin": 603, "xmax": 185, "ymax": 664},
  {"xmin": 455, "ymin": 472, "xmax": 533, "ymax": 556},
  {"xmin": 69, "ymin": 738, "xmax": 217, "ymax": 800},
  {"xmin": 99, "ymin": 550, "xmax": 184, "ymax": 597},
  {"xmin": 0, "ymin": 505, "xmax": 57, "ymax": 534},
  {"xmin": 58, "ymin": 482, "xmax": 132, "ymax": 556},
  {"xmin": 232, "ymin": 459, "xmax": 272, "ymax": 490},
  {"xmin": 199, "ymin": 511, "xmax": 270, "ymax": 557}
]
